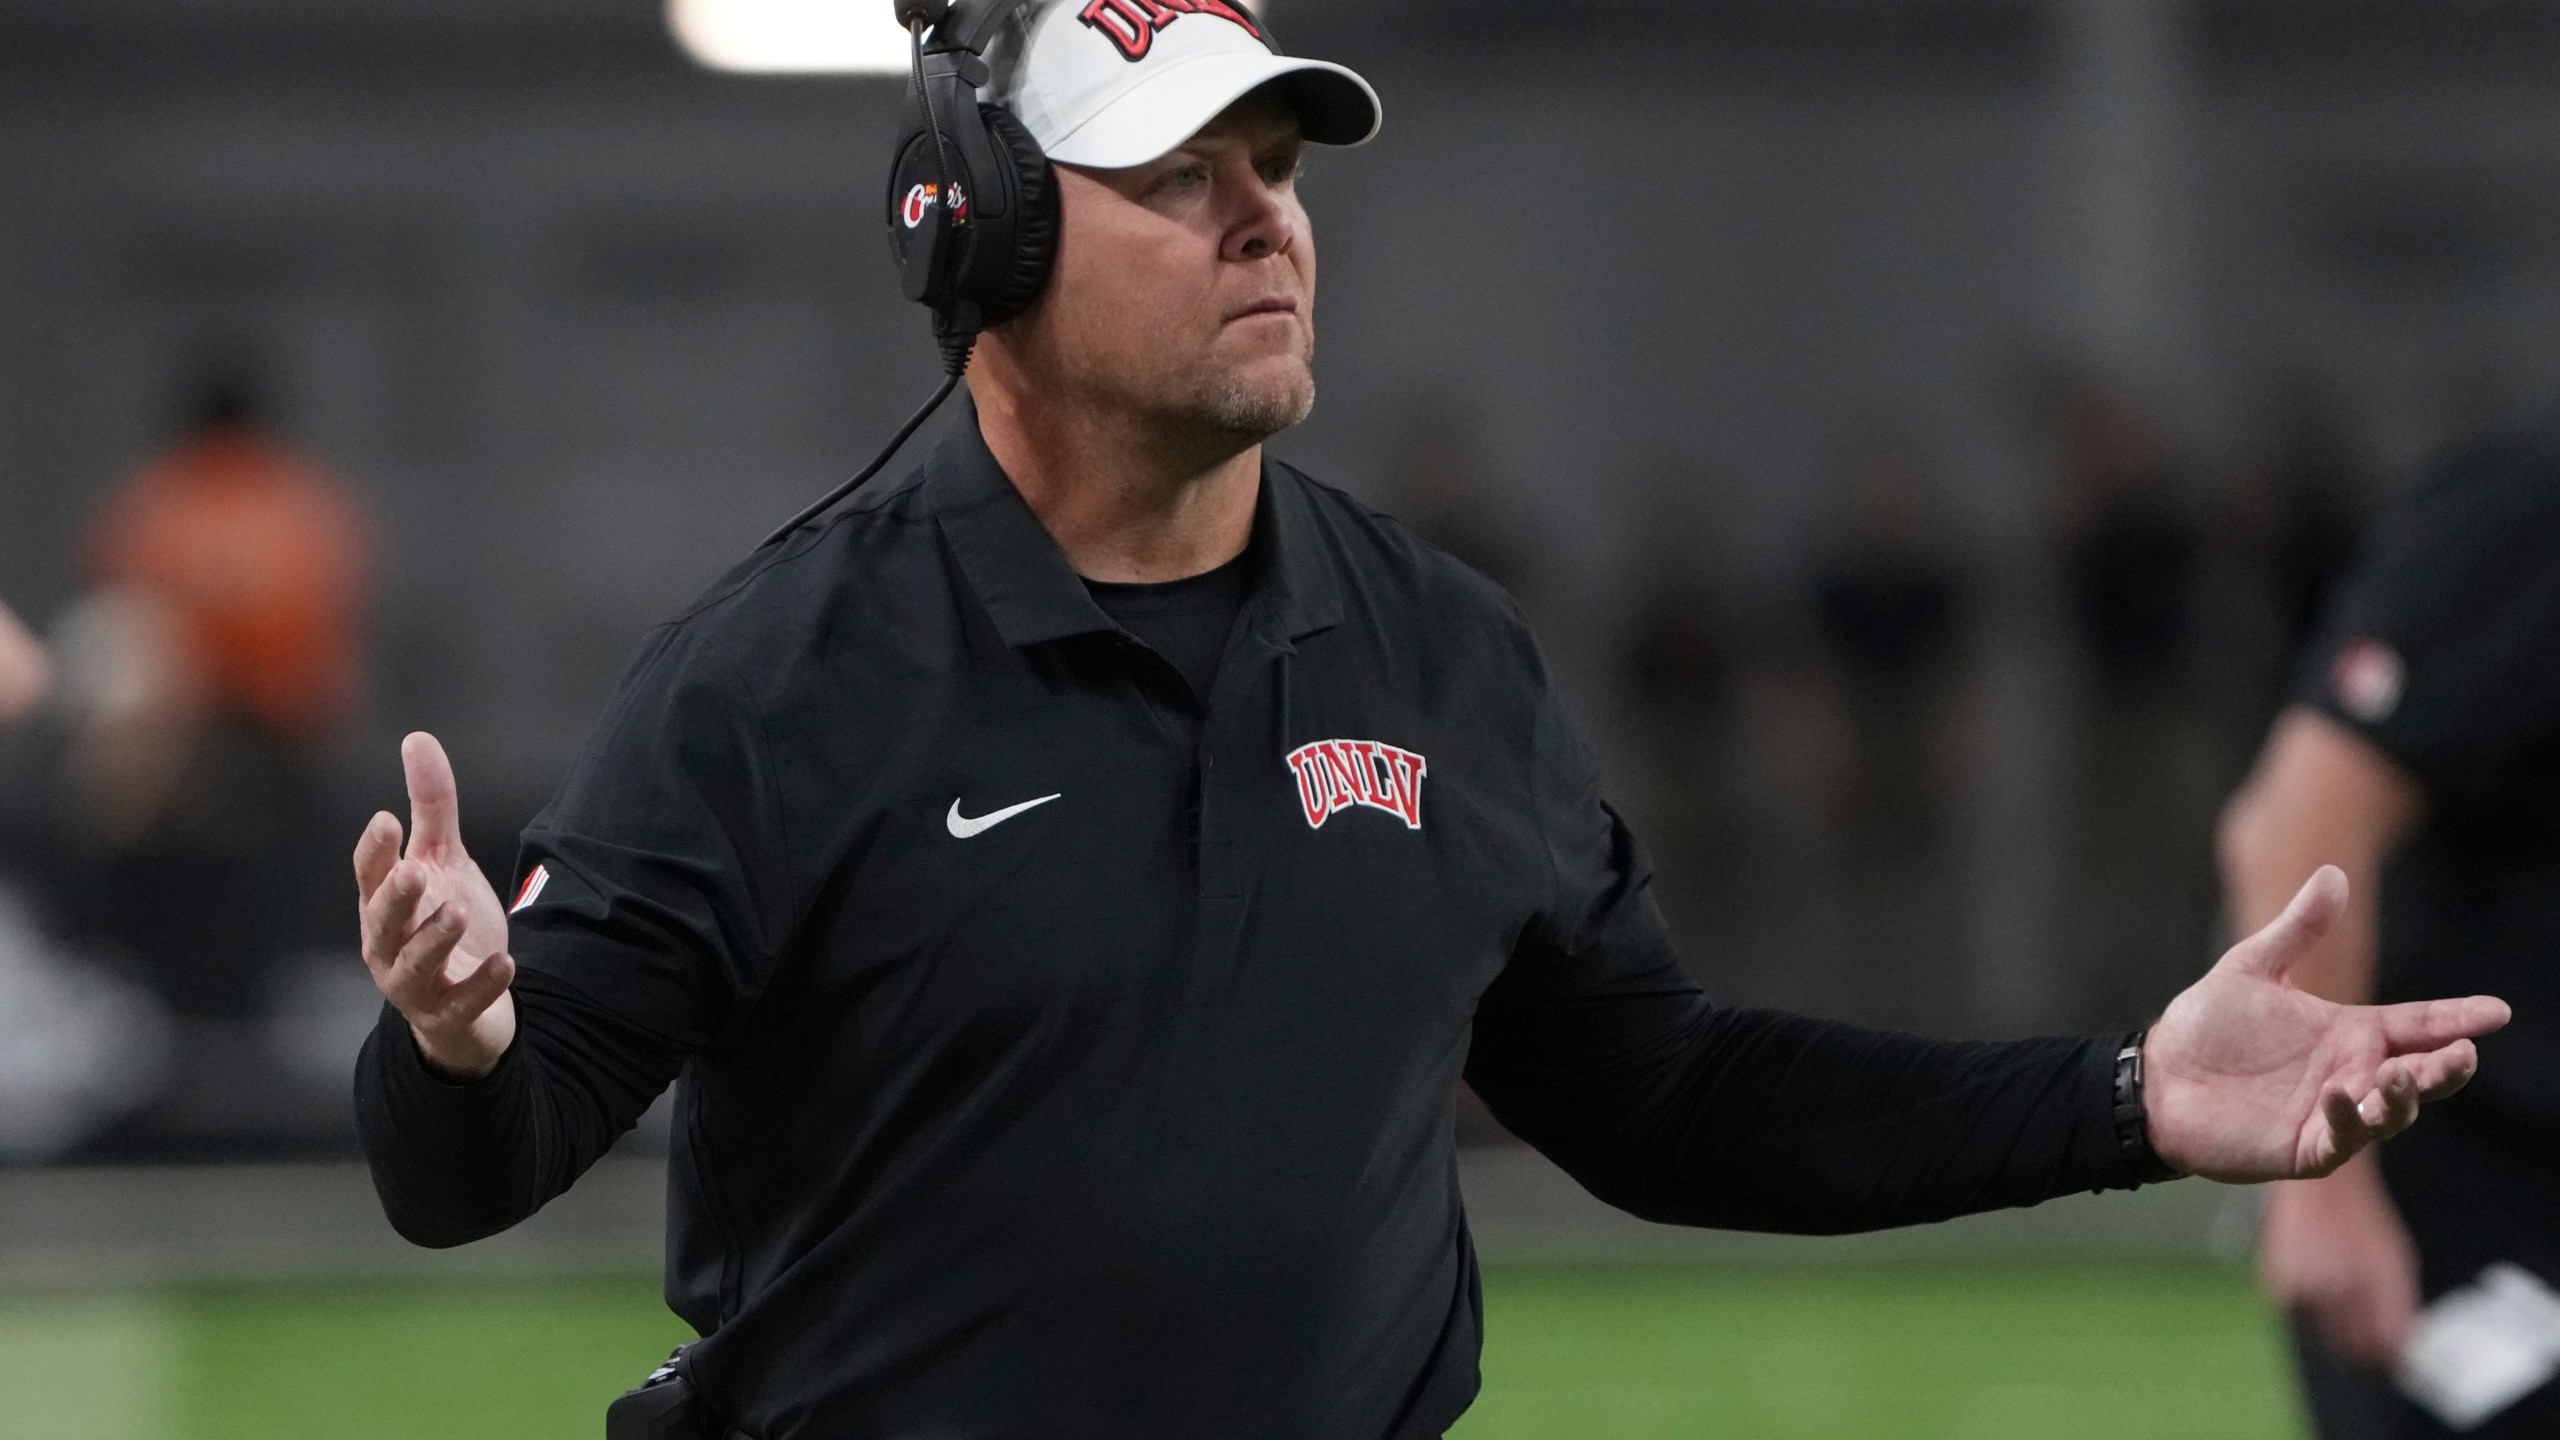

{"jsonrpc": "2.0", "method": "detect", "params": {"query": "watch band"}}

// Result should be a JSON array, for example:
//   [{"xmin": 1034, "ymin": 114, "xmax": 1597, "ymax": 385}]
[{"xmin": 2112, "ymin": 1030, "xmax": 2183, "ymax": 1186}]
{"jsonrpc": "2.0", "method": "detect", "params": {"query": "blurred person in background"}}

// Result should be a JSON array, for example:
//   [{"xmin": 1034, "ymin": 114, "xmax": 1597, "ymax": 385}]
[
  {"xmin": 90, "ymin": 367, "xmax": 368, "ymax": 753},
  {"xmin": 2224, "ymin": 398, "xmax": 2560, "ymax": 1438},
  {"xmin": 0, "ymin": 600, "xmax": 173, "ymax": 1161},
  {"xmin": 8, "ymin": 364, "xmax": 371, "ymax": 1155},
  {"xmin": 2037, "ymin": 371, "xmax": 2222, "ymax": 1027},
  {"xmin": 0, "ymin": 600, "xmax": 50, "ymax": 730}
]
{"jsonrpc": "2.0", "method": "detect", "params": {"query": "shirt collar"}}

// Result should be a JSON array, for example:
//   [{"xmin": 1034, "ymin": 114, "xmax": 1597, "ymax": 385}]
[{"xmin": 928, "ymin": 394, "xmax": 1344, "ymax": 651}]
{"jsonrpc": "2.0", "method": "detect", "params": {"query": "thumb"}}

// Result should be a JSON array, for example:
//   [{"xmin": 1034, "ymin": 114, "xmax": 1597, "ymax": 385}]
[
  {"xmin": 401, "ymin": 731, "xmax": 467, "ymax": 860},
  {"xmin": 2228, "ymin": 864, "xmax": 2348, "ymax": 981}
]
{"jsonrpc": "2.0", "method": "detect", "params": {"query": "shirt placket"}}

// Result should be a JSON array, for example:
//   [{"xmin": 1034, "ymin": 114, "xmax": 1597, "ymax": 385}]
[{"xmin": 1195, "ymin": 624, "xmax": 1291, "ymax": 904}]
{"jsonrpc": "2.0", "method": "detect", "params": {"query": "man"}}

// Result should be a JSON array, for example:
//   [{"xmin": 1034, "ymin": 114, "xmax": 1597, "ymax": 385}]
[
  {"xmin": 92, "ymin": 371, "xmax": 368, "ymax": 749},
  {"xmin": 355, "ymin": 6, "xmax": 2508, "ymax": 1437},
  {"xmin": 66, "ymin": 370, "xmax": 368, "ymax": 1057},
  {"xmin": 2225, "ymin": 402, "xmax": 2560, "ymax": 1437}
]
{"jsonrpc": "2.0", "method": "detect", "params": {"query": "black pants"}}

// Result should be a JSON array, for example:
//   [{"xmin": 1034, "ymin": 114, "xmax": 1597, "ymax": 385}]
[{"xmin": 2291, "ymin": 1101, "xmax": 2560, "ymax": 1439}]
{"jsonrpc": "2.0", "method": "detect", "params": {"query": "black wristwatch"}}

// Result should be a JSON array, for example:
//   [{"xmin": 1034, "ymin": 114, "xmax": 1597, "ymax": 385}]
[{"xmin": 2113, "ymin": 1030, "xmax": 2183, "ymax": 1185}]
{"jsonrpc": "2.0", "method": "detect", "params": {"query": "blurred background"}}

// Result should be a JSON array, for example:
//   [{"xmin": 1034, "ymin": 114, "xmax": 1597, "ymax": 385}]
[{"xmin": 0, "ymin": 0, "xmax": 2553, "ymax": 1434}]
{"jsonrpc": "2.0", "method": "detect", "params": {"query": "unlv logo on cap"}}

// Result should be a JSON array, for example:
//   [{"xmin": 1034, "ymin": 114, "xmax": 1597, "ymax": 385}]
[
  {"xmin": 1286, "ymin": 739, "xmax": 1427, "ymax": 831},
  {"xmin": 1078, "ymin": 0, "xmax": 1262, "ymax": 63}
]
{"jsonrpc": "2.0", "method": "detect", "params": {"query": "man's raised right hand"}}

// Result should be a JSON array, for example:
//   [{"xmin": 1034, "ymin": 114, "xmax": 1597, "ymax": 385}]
[{"xmin": 355, "ymin": 732, "xmax": 517, "ymax": 1081}]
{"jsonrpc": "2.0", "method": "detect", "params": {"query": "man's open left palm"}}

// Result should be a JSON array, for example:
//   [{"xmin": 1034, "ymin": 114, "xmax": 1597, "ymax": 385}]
[{"xmin": 2145, "ymin": 866, "xmax": 2509, "ymax": 1183}]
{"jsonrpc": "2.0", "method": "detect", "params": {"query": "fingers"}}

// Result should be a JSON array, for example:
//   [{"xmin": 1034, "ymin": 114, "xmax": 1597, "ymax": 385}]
[
  {"xmin": 2377, "ymin": 994, "xmax": 2511, "ymax": 1052},
  {"xmin": 2360, "ymin": 1068, "xmax": 2423, "ymax": 1142},
  {"xmin": 444, "ymin": 948, "xmax": 516, "ymax": 1022},
  {"xmin": 2388, "ymin": 1040, "xmax": 2479, "ymax": 1105},
  {"xmin": 2227, "ymin": 865, "xmax": 2348, "ymax": 980},
  {"xmin": 401, "ymin": 731, "xmax": 467, "ymax": 861},
  {"xmin": 2320, "ymin": 1086, "xmax": 2374, "ymax": 1170},
  {"xmin": 386, "ymin": 900, "xmax": 467, "ymax": 1000},
  {"xmin": 2307, "ymin": 1041, "xmax": 2481, "ymax": 1177},
  {"xmin": 379, "ymin": 898, "xmax": 513, "ymax": 1032},
  {"xmin": 353, "ymin": 811, "xmax": 401, "ymax": 905},
  {"xmin": 360, "ymin": 862, "xmax": 431, "ymax": 979}
]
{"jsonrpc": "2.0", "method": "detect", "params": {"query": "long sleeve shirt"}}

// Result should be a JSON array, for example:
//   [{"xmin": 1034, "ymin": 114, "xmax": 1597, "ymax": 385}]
[{"xmin": 359, "ymin": 410, "xmax": 2147, "ymax": 1440}]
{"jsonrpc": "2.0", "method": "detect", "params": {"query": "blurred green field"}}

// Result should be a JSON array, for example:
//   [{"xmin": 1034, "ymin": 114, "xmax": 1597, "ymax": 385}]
[{"xmin": 0, "ymin": 1262, "xmax": 2304, "ymax": 1440}]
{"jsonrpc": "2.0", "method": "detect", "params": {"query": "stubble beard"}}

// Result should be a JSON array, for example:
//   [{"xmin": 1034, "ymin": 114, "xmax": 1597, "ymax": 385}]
[
  {"xmin": 1025, "ymin": 307, "xmax": 1319, "ymax": 461},
  {"xmin": 1142, "ymin": 311, "xmax": 1320, "ymax": 470},
  {"xmin": 1186, "ymin": 351, "xmax": 1317, "ymax": 442}
]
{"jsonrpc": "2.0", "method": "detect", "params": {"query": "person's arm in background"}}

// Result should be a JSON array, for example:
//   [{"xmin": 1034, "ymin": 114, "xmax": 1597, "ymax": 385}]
[
  {"xmin": 0, "ymin": 600, "xmax": 52, "ymax": 728},
  {"xmin": 2222, "ymin": 417, "xmax": 2560, "ymax": 1369},
  {"xmin": 2221, "ymin": 708, "xmax": 2426, "ymax": 1368}
]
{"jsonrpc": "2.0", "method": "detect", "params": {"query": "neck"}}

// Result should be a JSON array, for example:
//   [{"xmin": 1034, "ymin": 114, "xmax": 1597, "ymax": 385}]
[{"xmin": 972, "ymin": 379, "xmax": 1262, "ymax": 584}]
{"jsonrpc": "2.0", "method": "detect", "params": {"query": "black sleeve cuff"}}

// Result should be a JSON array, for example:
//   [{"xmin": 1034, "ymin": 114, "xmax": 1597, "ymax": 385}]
[{"xmin": 371, "ymin": 1001, "xmax": 526, "ymax": 1101}]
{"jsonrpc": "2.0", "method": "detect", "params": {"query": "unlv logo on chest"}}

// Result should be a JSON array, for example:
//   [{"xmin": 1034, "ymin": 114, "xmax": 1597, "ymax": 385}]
[
  {"xmin": 1078, "ymin": 0, "xmax": 1263, "ymax": 62},
  {"xmin": 1286, "ymin": 739, "xmax": 1427, "ymax": 831}
]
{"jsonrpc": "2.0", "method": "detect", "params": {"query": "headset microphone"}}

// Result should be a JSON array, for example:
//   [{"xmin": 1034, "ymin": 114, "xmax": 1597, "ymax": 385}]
[{"xmin": 763, "ymin": 0, "xmax": 1057, "ymax": 550}]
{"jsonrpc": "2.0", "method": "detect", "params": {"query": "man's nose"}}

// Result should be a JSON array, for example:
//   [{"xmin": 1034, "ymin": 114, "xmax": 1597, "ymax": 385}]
[{"xmin": 1222, "ymin": 178, "xmax": 1297, "ymax": 264}]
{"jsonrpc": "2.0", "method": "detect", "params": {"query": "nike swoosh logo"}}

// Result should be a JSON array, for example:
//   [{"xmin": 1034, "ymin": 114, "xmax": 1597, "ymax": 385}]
[{"xmin": 946, "ymin": 793, "xmax": 1062, "ymax": 839}]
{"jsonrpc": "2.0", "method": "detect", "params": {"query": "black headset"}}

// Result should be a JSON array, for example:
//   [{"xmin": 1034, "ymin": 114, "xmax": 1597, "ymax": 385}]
[
  {"xmin": 763, "ymin": 0, "xmax": 1052, "ymax": 547},
  {"xmin": 887, "ymin": 0, "xmax": 1060, "ymax": 370},
  {"xmin": 886, "ymin": 0, "xmax": 1282, "ymax": 359}
]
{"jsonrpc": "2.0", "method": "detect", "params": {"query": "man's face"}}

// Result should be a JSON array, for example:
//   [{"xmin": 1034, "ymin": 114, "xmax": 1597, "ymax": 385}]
[{"xmin": 998, "ymin": 89, "xmax": 1315, "ymax": 441}]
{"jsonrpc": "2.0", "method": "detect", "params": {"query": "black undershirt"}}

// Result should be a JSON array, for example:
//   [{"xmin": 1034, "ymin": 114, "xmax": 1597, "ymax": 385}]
[{"xmin": 1084, "ymin": 549, "xmax": 1253, "ymax": 703}]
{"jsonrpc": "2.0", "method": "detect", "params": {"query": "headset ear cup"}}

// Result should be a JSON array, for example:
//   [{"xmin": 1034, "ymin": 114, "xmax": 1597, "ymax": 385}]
[{"xmin": 978, "ymin": 105, "xmax": 1058, "ymax": 326}]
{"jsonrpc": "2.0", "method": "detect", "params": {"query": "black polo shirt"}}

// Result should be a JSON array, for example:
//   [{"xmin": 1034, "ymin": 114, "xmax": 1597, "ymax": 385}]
[
  {"xmin": 2298, "ymin": 406, "xmax": 2560, "ymax": 1134},
  {"xmin": 358, "ymin": 401, "xmax": 2143, "ymax": 1440}
]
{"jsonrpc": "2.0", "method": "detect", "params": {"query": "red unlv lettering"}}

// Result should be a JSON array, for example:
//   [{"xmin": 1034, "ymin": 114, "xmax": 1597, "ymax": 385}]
[
  {"xmin": 1078, "ymin": 0, "xmax": 1262, "ymax": 63},
  {"xmin": 1286, "ymin": 738, "xmax": 1427, "ymax": 831}
]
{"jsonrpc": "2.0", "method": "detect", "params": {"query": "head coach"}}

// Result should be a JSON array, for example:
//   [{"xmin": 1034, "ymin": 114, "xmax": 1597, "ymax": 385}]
[{"xmin": 350, "ymin": 3, "xmax": 2511, "ymax": 1436}]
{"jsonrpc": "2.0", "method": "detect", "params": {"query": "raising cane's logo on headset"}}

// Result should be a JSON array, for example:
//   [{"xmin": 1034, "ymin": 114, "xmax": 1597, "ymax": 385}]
[
  {"xmin": 1078, "ymin": 0, "xmax": 1262, "ymax": 62},
  {"xmin": 900, "ymin": 181, "xmax": 970, "ymax": 230}
]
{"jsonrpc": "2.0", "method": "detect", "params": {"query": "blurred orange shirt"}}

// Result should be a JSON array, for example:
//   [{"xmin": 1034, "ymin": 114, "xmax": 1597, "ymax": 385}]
[{"xmin": 91, "ymin": 426, "xmax": 369, "ymax": 742}]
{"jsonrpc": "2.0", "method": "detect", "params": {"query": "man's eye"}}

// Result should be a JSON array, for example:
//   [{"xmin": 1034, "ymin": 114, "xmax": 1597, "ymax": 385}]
[
  {"xmin": 1159, "ymin": 166, "xmax": 1208, "ymax": 193},
  {"xmin": 1260, "ymin": 159, "xmax": 1302, "ymax": 186}
]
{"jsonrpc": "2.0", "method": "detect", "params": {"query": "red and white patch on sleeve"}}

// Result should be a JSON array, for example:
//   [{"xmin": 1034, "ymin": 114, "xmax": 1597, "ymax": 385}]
[
  {"xmin": 509, "ymin": 864, "xmax": 551, "ymax": 914},
  {"xmin": 1285, "ymin": 739, "xmax": 1428, "ymax": 831}
]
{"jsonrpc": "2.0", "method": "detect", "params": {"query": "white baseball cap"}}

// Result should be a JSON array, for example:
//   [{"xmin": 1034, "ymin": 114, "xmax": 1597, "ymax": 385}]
[{"xmin": 983, "ymin": 0, "xmax": 1382, "ymax": 169}]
